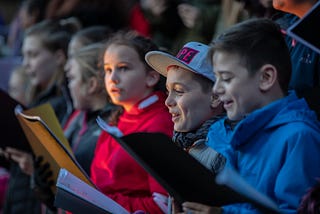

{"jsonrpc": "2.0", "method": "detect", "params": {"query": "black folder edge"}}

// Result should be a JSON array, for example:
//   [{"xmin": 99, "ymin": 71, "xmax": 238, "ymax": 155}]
[
  {"xmin": 0, "ymin": 89, "xmax": 31, "ymax": 151},
  {"xmin": 108, "ymin": 131, "xmax": 279, "ymax": 213},
  {"xmin": 14, "ymin": 106, "xmax": 95, "ymax": 189},
  {"xmin": 55, "ymin": 187, "xmax": 112, "ymax": 214},
  {"xmin": 287, "ymin": 0, "xmax": 320, "ymax": 54}
]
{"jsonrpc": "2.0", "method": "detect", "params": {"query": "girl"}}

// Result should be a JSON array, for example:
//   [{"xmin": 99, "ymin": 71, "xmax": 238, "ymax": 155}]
[
  {"xmin": 3, "ymin": 19, "xmax": 77, "ymax": 214},
  {"xmin": 64, "ymin": 43, "xmax": 119, "ymax": 175},
  {"xmin": 90, "ymin": 31, "xmax": 173, "ymax": 213}
]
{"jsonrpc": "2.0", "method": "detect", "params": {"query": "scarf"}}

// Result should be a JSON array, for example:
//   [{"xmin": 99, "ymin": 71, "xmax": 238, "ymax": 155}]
[{"xmin": 172, "ymin": 116, "xmax": 221, "ymax": 150}]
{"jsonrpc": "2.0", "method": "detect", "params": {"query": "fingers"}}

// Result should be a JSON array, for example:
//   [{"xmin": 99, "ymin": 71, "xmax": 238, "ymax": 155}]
[
  {"xmin": 4, "ymin": 147, "xmax": 34, "ymax": 175},
  {"xmin": 182, "ymin": 202, "xmax": 222, "ymax": 214},
  {"xmin": 33, "ymin": 156, "xmax": 54, "ymax": 187},
  {"xmin": 153, "ymin": 192, "xmax": 169, "ymax": 213}
]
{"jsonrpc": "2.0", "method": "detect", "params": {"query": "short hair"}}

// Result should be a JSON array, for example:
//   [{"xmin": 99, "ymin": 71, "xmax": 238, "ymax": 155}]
[
  {"xmin": 24, "ymin": 19, "xmax": 78, "ymax": 56},
  {"xmin": 209, "ymin": 18, "xmax": 292, "ymax": 93}
]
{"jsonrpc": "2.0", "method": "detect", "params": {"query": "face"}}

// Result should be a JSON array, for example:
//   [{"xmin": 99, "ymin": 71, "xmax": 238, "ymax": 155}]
[
  {"xmin": 68, "ymin": 37, "xmax": 83, "ymax": 57},
  {"xmin": 64, "ymin": 37, "xmax": 89, "ymax": 110},
  {"xmin": 22, "ymin": 36, "xmax": 60, "ymax": 89},
  {"xmin": 166, "ymin": 67, "xmax": 214, "ymax": 132},
  {"xmin": 103, "ymin": 44, "xmax": 153, "ymax": 111},
  {"xmin": 65, "ymin": 57, "xmax": 89, "ymax": 110},
  {"xmin": 8, "ymin": 71, "xmax": 28, "ymax": 105},
  {"xmin": 212, "ymin": 51, "xmax": 262, "ymax": 121}
]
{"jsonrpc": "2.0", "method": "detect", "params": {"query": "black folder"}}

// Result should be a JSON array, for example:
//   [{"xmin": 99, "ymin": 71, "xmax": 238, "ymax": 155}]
[
  {"xmin": 0, "ymin": 89, "xmax": 31, "ymax": 151},
  {"xmin": 287, "ymin": 1, "xmax": 320, "ymax": 54},
  {"xmin": 111, "ymin": 132, "xmax": 279, "ymax": 213}
]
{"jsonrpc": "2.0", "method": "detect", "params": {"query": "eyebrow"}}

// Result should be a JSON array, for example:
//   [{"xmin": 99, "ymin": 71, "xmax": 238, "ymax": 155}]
[{"xmin": 214, "ymin": 70, "xmax": 232, "ymax": 75}]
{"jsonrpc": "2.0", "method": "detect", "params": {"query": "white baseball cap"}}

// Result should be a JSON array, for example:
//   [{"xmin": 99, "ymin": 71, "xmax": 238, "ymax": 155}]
[{"xmin": 145, "ymin": 42, "xmax": 215, "ymax": 82}]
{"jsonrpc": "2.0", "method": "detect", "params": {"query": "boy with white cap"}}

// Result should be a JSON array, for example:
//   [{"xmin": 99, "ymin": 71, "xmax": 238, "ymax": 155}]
[{"xmin": 145, "ymin": 41, "xmax": 226, "ymax": 177}]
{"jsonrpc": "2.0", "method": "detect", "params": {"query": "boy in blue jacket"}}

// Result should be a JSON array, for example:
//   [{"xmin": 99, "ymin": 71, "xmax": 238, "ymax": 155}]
[{"xmin": 178, "ymin": 18, "xmax": 320, "ymax": 214}]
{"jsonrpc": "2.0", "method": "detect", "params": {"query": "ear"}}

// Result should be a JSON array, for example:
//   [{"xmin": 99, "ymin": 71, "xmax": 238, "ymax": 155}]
[
  {"xmin": 146, "ymin": 70, "xmax": 160, "ymax": 88},
  {"xmin": 87, "ymin": 77, "xmax": 99, "ymax": 94},
  {"xmin": 259, "ymin": 64, "xmax": 277, "ymax": 92},
  {"xmin": 54, "ymin": 49, "xmax": 67, "ymax": 67}
]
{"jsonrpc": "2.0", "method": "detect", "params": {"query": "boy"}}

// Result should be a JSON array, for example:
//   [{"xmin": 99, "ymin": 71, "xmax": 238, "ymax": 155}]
[
  {"xmin": 146, "ymin": 41, "xmax": 226, "ymax": 213},
  {"xmin": 182, "ymin": 18, "xmax": 320, "ymax": 213},
  {"xmin": 146, "ymin": 41, "xmax": 226, "ymax": 174}
]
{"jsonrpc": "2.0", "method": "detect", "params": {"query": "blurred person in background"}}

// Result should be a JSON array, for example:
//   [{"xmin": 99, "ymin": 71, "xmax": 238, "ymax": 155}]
[{"xmin": 2, "ymin": 19, "xmax": 78, "ymax": 214}]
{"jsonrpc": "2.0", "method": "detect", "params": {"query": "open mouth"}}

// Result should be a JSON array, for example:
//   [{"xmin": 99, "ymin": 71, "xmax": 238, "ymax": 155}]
[
  {"xmin": 170, "ymin": 112, "xmax": 180, "ymax": 122},
  {"xmin": 223, "ymin": 100, "xmax": 233, "ymax": 109}
]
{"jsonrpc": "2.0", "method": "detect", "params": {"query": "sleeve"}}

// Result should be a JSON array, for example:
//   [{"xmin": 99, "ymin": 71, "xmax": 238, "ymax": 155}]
[{"xmin": 274, "ymin": 129, "xmax": 320, "ymax": 213}]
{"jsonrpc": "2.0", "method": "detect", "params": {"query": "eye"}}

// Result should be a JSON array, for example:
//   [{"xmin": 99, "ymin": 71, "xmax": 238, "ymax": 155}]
[
  {"xmin": 221, "ymin": 74, "xmax": 232, "ymax": 82},
  {"xmin": 104, "ymin": 66, "xmax": 112, "ymax": 74},
  {"xmin": 27, "ymin": 51, "xmax": 38, "ymax": 58},
  {"xmin": 173, "ymin": 87, "xmax": 184, "ymax": 95},
  {"xmin": 118, "ymin": 65, "xmax": 128, "ymax": 72}
]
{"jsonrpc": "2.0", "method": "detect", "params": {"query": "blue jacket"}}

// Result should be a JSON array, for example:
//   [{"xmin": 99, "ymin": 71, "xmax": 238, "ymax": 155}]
[{"xmin": 207, "ymin": 91, "xmax": 320, "ymax": 213}]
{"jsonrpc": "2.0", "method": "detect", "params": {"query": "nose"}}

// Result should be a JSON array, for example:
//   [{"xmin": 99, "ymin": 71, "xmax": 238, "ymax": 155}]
[
  {"xmin": 212, "ymin": 80, "xmax": 224, "ymax": 96},
  {"xmin": 64, "ymin": 59, "xmax": 70, "ymax": 72},
  {"xmin": 165, "ymin": 91, "xmax": 175, "ymax": 108},
  {"xmin": 22, "ymin": 56, "xmax": 29, "ymax": 68},
  {"xmin": 106, "ymin": 69, "xmax": 119, "ymax": 84}
]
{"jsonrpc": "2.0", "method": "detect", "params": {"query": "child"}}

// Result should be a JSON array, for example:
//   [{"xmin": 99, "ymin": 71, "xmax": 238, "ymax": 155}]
[
  {"xmin": 90, "ymin": 31, "xmax": 173, "ymax": 213},
  {"xmin": 62, "ymin": 25, "xmax": 115, "ymax": 175},
  {"xmin": 145, "ymin": 41, "xmax": 226, "ymax": 174},
  {"xmin": 14, "ymin": 27, "xmax": 117, "ymax": 212},
  {"xmin": 181, "ymin": 18, "xmax": 320, "ymax": 213},
  {"xmin": 3, "ymin": 19, "xmax": 77, "ymax": 214},
  {"xmin": 64, "ymin": 43, "xmax": 119, "ymax": 175}
]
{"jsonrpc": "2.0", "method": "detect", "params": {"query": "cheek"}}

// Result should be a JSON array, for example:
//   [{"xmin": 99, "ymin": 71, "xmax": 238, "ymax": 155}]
[
  {"xmin": 68, "ymin": 81, "xmax": 78, "ymax": 94},
  {"xmin": 70, "ymin": 80, "xmax": 84, "ymax": 97}
]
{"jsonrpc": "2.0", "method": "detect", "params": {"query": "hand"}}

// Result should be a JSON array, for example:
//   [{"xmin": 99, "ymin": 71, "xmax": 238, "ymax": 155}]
[
  {"xmin": 31, "ymin": 156, "xmax": 56, "ymax": 211},
  {"xmin": 182, "ymin": 202, "xmax": 222, "ymax": 214},
  {"xmin": 5, "ymin": 147, "xmax": 34, "ymax": 175},
  {"xmin": 153, "ymin": 192, "xmax": 169, "ymax": 213}
]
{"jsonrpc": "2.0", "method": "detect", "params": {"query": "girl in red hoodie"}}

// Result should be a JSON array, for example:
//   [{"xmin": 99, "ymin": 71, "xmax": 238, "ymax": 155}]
[{"xmin": 90, "ymin": 31, "xmax": 173, "ymax": 213}]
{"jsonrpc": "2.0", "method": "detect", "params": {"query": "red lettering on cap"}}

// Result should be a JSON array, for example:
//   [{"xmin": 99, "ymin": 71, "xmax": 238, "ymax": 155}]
[{"xmin": 176, "ymin": 47, "xmax": 199, "ymax": 64}]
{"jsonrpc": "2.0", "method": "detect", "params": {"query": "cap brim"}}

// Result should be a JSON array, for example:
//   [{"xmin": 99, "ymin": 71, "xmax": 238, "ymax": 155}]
[{"xmin": 145, "ymin": 51, "xmax": 196, "ymax": 77}]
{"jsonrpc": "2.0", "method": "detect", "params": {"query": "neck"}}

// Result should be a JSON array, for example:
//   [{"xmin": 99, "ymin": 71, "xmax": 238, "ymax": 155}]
[{"xmin": 89, "ymin": 95, "xmax": 109, "ymax": 112}]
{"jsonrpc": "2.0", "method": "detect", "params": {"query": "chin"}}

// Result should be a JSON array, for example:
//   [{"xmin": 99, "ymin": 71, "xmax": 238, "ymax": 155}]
[{"xmin": 174, "ymin": 125, "xmax": 184, "ymax": 132}]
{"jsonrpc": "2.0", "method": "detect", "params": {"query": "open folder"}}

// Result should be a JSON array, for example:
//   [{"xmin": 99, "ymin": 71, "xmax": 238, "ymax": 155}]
[
  {"xmin": 96, "ymin": 117, "xmax": 279, "ymax": 213},
  {"xmin": 287, "ymin": 0, "xmax": 320, "ymax": 54},
  {"xmin": 55, "ymin": 168, "xmax": 130, "ymax": 214},
  {"xmin": 15, "ymin": 103, "xmax": 94, "ymax": 193}
]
